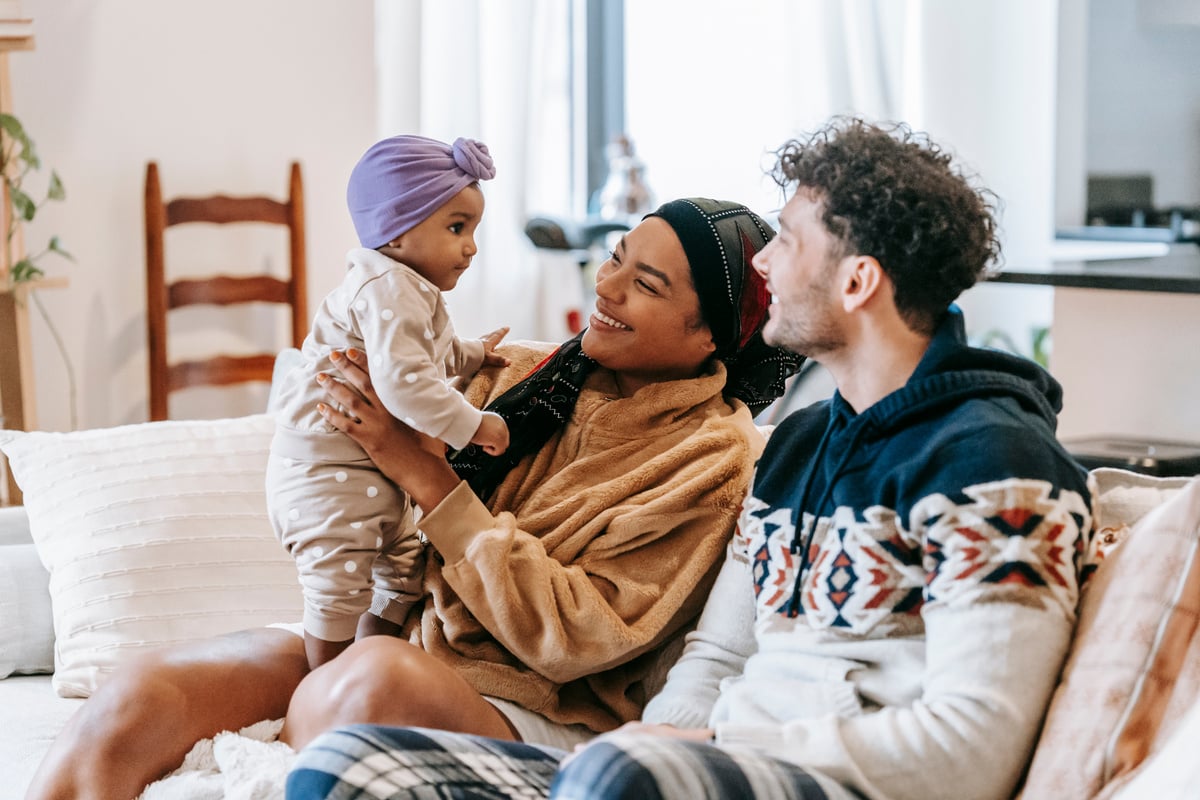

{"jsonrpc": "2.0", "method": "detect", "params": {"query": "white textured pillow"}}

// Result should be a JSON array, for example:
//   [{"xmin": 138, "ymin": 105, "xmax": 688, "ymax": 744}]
[{"xmin": 0, "ymin": 415, "xmax": 302, "ymax": 697}]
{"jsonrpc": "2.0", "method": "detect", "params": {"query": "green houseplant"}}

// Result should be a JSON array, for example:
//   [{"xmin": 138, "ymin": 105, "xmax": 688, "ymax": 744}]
[
  {"xmin": 1, "ymin": 111, "xmax": 71, "ymax": 284},
  {"xmin": 1, "ymin": 111, "xmax": 77, "ymax": 428}
]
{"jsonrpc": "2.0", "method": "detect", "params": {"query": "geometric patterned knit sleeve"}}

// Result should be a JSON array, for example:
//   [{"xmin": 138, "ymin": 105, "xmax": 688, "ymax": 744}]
[
  {"xmin": 641, "ymin": 531, "xmax": 760, "ymax": 729},
  {"xmin": 713, "ymin": 427, "xmax": 1092, "ymax": 800}
]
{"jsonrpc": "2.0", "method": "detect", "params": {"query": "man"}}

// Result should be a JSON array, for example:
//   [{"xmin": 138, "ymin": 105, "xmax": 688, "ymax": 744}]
[
  {"xmin": 550, "ymin": 117, "xmax": 1092, "ymax": 799},
  {"xmin": 287, "ymin": 118, "xmax": 1092, "ymax": 800}
]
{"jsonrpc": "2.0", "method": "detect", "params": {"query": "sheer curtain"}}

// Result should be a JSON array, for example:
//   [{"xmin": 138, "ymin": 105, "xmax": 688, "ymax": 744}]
[{"xmin": 373, "ymin": 0, "xmax": 578, "ymax": 342}]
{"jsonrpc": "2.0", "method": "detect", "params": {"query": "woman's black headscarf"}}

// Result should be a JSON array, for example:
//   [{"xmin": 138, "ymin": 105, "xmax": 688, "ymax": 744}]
[{"xmin": 451, "ymin": 198, "xmax": 804, "ymax": 499}]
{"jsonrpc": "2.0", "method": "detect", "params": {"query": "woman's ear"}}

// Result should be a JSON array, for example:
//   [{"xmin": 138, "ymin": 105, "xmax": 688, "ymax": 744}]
[{"xmin": 840, "ymin": 255, "xmax": 885, "ymax": 312}]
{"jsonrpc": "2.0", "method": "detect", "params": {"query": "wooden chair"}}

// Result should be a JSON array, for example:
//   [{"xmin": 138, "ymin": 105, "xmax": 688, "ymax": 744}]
[{"xmin": 144, "ymin": 162, "xmax": 308, "ymax": 421}]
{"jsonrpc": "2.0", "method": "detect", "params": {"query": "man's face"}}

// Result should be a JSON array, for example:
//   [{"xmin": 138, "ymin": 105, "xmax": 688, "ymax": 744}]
[{"xmin": 752, "ymin": 190, "xmax": 847, "ymax": 358}]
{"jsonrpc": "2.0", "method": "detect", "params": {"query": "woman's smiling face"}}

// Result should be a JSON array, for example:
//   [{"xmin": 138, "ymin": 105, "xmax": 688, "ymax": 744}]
[{"xmin": 581, "ymin": 216, "xmax": 716, "ymax": 396}]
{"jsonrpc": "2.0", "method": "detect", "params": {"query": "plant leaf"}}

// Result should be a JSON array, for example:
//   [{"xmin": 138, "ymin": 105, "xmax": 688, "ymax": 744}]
[
  {"xmin": 0, "ymin": 112, "xmax": 28, "ymax": 147},
  {"xmin": 18, "ymin": 140, "xmax": 40, "ymax": 170},
  {"xmin": 46, "ymin": 171, "xmax": 65, "ymax": 201},
  {"xmin": 10, "ymin": 186, "xmax": 36, "ymax": 221},
  {"xmin": 3, "ymin": 114, "xmax": 40, "ymax": 169},
  {"xmin": 10, "ymin": 257, "xmax": 43, "ymax": 283},
  {"xmin": 48, "ymin": 235, "xmax": 74, "ymax": 261}
]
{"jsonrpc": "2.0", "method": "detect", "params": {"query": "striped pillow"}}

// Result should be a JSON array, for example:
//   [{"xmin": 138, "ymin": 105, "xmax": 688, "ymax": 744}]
[{"xmin": 0, "ymin": 414, "xmax": 302, "ymax": 698}]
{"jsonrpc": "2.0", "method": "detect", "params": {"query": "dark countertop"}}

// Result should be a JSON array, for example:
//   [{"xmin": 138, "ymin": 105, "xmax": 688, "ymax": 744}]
[{"xmin": 990, "ymin": 244, "xmax": 1200, "ymax": 294}]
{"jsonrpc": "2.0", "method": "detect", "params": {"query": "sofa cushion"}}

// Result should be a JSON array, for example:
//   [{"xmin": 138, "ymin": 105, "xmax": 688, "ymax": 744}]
[
  {"xmin": 0, "ymin": 676, "xmax": 84, "ymax": 796},
  {"xmin": 0, "ymin": 414, "xmax": 303, "ymax": 698},
  {"xmin": 0, "ymin": 542, "xmax": 54, "ymax": 678},
  {"xmin": 1021, "ymin": 475, "xmax": 1200, "ymax": 798}
]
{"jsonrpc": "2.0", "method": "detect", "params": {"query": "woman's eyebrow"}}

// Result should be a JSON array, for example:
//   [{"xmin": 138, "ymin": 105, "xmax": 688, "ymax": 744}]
[{"xmin": 635, "ymin": 262, "xmax": 671, "ymax": 287}]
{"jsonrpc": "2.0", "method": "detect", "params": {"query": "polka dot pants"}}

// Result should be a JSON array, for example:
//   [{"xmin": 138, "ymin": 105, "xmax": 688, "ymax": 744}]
[{"xmin": 266, "ymin": 453, "xmax": 425, "ymax": 642}]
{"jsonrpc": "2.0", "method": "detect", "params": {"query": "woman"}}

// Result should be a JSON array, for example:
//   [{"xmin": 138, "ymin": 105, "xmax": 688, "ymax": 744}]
[{"xmin": 27, "ymin": 198, "xmax": 800, "ymax": 800}]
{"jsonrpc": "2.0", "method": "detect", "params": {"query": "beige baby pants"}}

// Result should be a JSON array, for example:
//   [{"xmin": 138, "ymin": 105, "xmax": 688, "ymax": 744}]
[{"xmin": 266, "ymin": 453, "xmax": 425, "ymax": 642}]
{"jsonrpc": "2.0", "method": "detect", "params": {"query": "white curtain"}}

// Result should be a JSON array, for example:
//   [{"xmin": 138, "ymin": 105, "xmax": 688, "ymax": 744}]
[
  {"xmin": 373, "ymin": 0, "xmax": 580, "ymax": 343},
  {"xmin": 774, "ymin": 0, "xmax": 911, "ymax": 129}
]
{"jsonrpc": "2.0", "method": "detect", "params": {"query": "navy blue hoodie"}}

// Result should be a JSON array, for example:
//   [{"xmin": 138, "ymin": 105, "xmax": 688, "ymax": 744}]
[{"xmin": 749, "ymin": 307, "xmax": 1092, "ymax": 624}]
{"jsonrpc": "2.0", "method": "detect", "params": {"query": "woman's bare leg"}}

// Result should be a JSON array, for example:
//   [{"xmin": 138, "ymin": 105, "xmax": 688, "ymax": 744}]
[
  {"xmin": 25, "ymin": 628, "xmax": 308, "ymax": 800},
  {"xmin": 280, "ymin": 635, "xmax": 517, "ymax": 749}
]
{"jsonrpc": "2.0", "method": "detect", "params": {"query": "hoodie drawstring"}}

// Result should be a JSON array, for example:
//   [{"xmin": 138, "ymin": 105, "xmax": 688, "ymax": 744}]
[{"xmin": 787, "ymin": 416, "xmax": 871, "ymax": 617}]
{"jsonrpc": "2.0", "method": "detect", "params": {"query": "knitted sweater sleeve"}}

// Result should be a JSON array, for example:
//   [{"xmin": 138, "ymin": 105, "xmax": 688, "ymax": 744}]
[
  {"xmin": 714, "ymin": 605, "xmax": 1076, "ymax": 800},
  {"xmin": 711, "ymin": 430, "xmax": 1090, "ymax": 800},
  {"xmin": 640, "ymin": 539, "xmax": 759, "ymax": 728}
]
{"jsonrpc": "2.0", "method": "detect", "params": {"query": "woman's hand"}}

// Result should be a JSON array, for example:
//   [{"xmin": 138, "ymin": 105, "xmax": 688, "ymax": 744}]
[{"xmin": 317, "ymin": 348, "xmax": 461, "ymax": 511}]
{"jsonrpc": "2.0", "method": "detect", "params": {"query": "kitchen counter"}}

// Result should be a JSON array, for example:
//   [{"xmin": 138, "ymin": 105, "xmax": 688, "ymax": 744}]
[{"xmin": 990, "ymin": 243, "xmax": 1200, "ymax": 294}]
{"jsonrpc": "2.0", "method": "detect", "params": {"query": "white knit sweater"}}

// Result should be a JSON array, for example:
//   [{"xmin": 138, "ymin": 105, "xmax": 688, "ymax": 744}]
[{"xmin": 643, "ymin": 483, "xmax": 1089, "ymax": 800}]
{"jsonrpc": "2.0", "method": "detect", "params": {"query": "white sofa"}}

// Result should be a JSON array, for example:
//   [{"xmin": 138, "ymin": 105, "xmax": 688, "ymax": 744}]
[
  {"xmin": 0, "ymin": 504, "xmax": 82, "ymax": 799},
  {"xmin": 3, "ymin": 398, "xmax": 1200, "ymax": 799}
]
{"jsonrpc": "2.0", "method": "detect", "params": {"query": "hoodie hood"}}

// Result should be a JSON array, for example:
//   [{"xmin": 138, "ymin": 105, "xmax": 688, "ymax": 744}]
[{"xmin": 854, "ymin": 306, "xmax": 1063, "ymax": 442}]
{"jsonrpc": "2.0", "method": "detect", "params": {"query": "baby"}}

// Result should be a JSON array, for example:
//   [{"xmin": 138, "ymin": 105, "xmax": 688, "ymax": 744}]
[{"xmin": 267, "ymin": 134, "xmax": 510, "ymax": 668}]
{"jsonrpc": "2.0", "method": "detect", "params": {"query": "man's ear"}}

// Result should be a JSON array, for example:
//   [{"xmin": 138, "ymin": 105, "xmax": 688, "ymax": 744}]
[{"xmin": 840, "ymin": 255, "xmax": 885, "ymax": 312}]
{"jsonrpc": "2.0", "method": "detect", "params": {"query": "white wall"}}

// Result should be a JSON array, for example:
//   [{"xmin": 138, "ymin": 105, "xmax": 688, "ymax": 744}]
[
  {"xmin": 1050, "ymin": 0, "xmax": 1200, "ymax": 443},
  {"xmin": 1087, "ymin": 0, "xmax": 1200, "ymax": 208},
  {"xmin": 1056, "ymin": 0, "xmax": 1090, "ymax": 229},
  {"xmin": 912, "ymin": 0, "xmax": 1058, "ymax": 358},
  {"xmin": 10, "ymin": 0, "xmax": 377, "ymax": 431},
  {"xmin": 1053, "ymin": 288, "xmax": 1200, "ymax": 441}
]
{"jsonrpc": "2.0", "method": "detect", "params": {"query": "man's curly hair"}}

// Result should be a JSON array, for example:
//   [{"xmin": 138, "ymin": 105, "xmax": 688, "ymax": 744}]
[{"xmin": 771, "ymin": 117, "xmax": 1002, "ymax": 335}]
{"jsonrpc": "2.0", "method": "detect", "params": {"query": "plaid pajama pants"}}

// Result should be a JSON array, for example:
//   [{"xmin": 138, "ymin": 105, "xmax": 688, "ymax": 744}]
[
  {"xmin": 287, "ymin": 725, "xmax": 855, "ymax": 800},
  {"xmin": 286, "ymin": 725, "xmax": 564, "ymax": 799}
]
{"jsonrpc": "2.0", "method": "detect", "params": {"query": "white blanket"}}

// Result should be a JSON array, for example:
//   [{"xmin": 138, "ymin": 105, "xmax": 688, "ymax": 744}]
[{"xmin": 139, "ymin": 719, "xmax": 294, "ymax": 800}]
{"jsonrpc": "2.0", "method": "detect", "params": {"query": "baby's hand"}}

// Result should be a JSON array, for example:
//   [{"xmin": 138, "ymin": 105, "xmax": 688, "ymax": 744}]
[
  {"xmin": 471, "ymin": 412, "xmax": 509, "ymax": 456},
  {"xmin": 480, "ymin": 327, "xmax": 511, "ymax": 368}
]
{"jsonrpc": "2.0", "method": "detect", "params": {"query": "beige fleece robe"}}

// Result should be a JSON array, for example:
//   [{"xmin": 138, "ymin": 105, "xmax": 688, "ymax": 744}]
[{"xmin": 404, "ymin": 341, "xmax": 765, "ymax": 732}]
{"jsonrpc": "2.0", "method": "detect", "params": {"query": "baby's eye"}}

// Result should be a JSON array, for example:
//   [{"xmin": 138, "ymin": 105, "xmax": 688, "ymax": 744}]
[{"xmin": 450, "ymin": 223, "xmax": 465, "ymax": 234}]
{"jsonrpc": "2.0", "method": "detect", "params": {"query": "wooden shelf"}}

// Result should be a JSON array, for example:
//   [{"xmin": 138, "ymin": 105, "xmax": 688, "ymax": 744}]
[
  {"xmin": 1, "ymin": 278, "xmax": 67, "ymax": 505},
  {"xmin": 0, "ymin": 24, "xmax": 42, "ymax": 506}
]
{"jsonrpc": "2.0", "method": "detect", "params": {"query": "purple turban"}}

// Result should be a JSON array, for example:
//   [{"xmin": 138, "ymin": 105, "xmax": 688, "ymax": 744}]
[{"xmin": 347, "ymin": 135, "xmax": 497, "ymax": 248}]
